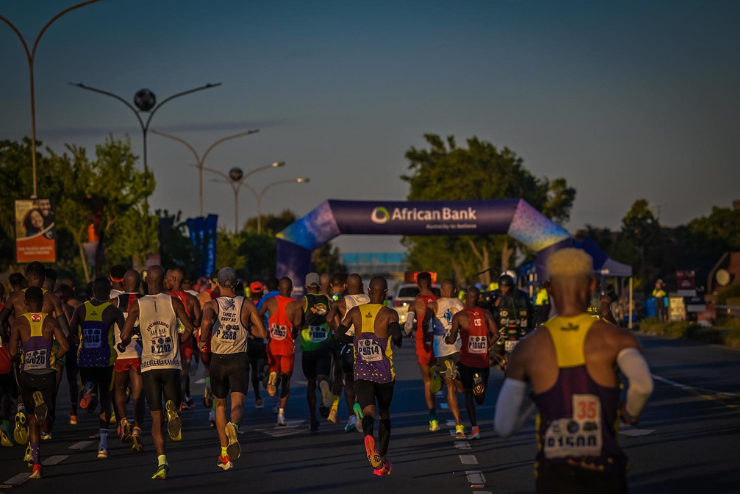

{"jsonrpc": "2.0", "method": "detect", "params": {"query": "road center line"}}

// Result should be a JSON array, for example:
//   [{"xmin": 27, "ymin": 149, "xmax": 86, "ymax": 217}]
[
  {"xmin": 69, "ymin": 440, "xmax": 94, "ymax": 450},
  {"xmin": 460, "ymin": 454, "xmax": 479, "ymax": 465},
  {"xmin": 652, "ymin": 374, "xmax": 740, "ymax": 410},
  {"xmin": 42, "ymin": 455, "xmax": 69, "ymax": 466},
  {"xmin": 2, "ymin": 473, "xmax": 29, "ymax": 487}
]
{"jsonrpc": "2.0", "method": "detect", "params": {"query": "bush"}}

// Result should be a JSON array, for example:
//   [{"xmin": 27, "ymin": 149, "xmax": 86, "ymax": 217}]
[
  {"xmin": 639, "ymin": 316, "xmax": 740, "ymax": 348},
  {"xmin": 716, "ymin": 283, "xmax": 740, "ymax": 305}
]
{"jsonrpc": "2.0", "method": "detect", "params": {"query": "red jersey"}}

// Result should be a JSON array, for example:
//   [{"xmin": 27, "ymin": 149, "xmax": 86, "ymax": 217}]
[
  {"xmin": 460, "ymin": 307, "xmax": 490, "ymax": 368},
  {"xmin": 0, "ymin": 303, "xmax": 10, "ymax": 374},
  {"xmin": 170, "ymin": 290, "xmax": 194, "ymax": 352},
  {"xmin": 268, "ymin": 295, "xmax": 295, "ymax": 356},
  {"xmin": 415, "ymin": 292, "xmax": 438, "ymax": 346}
]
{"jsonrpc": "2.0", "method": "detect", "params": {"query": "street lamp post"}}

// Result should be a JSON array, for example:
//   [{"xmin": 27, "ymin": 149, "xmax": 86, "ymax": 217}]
[
  {"xmin": 205, "ymin": 162, "xmax": 286, "ymax": 232},
  {"xmin": 68, "ymin": 82, "xmax": 222, "ymax": 170},
  {"xmin": 241, "ymin": 178, "xmax": 310, "ymax": 234},
  {"xmin": 151, "ymin": 129, "xmax": 260, "ymax": 217},
  {"xmin": 1, "ymin": 0, "xmax": 102, "ymax": 198}
]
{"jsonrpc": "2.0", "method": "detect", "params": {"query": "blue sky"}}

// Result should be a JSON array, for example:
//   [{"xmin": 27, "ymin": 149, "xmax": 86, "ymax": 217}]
[{"xmin": 2, "ymin": 0, "xmax": 738, "ymax": 253}]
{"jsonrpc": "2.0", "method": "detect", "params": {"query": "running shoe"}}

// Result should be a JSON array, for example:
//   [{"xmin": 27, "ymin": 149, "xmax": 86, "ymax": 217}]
[
  {"xmin": 14, "ymin": 411, "xmax": 28, "ymax": 445},
  {"xmin": 364, "ymin": 435, "xmax": 382, "ymax": 469},
  {"xmin": 120, "ymin": 418, "xmax": 133, "ymax": 443},
  {"xmin": 152, "ymin": 463, "xmax": 169, "ymax": 480},
  {"xmin": 277, "ymin": 412, "xmax": 286, "ymax": 427},
  {"xmin": 225, "ymin": 422, "xmax": 241, "ymax": 460},
  {"xmin": 255, "ymin": 399, "xmax": 264, "ymax": 410},
  {"xmin": 429, "ymin": 419, "xmax": 440, "ymax": 432},
  {"xmin": 217, "ymin": 455, "xmax": 233, "ymax": 471},
  {"xmin": 97, "ymin": 447, "xmax": 109, "ymax": 459},
  {"xmin": 353, "ymin": 402, "xmax": 364, "ymax": 421},
  {"xmin": 267, "ymin": 372, "xmax": 278, "ymax": 397},
  {"xmin": 32, "ymin": 391, "xmax": 48, "ymax": 422},
  {"xmin": 41, "ymin": 431, "xmax": 52, "ymax": 441},
  {"xmin": 444, "ymin": 359, "xmax": 457, "ymax": 380},
  {"xmin": 132, "ymin": 428, "xmax": 143, "ymax": 453},
  {"xmin": 0, "ymin": 428, "xmax": 12, "ymax": 447},
  {"xmin": 467, "ymin": 425, "xmax": 480, "ymax": 440},
  {"xmin": 319, "ymin": 381, "xmax": 332, "ymax": 409},
  {"xmin": 24, "ymin": 445, "xmax": 33, "ymax": 466},
  {"xmin": 69, "ymin": 412, "xmax": 78, "ymax": 425},
  {"xmin": 473, "ymin": 373, "xmax": 485, "ymax": 397},
  {"xmin": 165, "ymin": 400, "xmax": 182, "ymax": 441},
  {"xmin": 372, "ymin": 459, "xmax": 393, "ymax": 477},
  {"xmin": 209, "ymin": 411, "xmax": 216, "ymax": 427},
  {"xmin": 429, "ymin": 366, "xmax": 442, "ymax": 395},
  {"xmin": 79, "ymin": 382, "xmax": 94, "ymax": 410},
  {"xmin": 29, "ymin": 464, "xmax": 42, "ymax": 479},
  {"xmin": 184, "ymin": 397, "xmax": 195, "ymax": 410},
  {"xmin": 327, "ymin": 408, "xmax": 339, "ymax": 424},
  {"xmin": 455, "ymin": 424, "xmax": 465, "ymax": 439},
  {"xmin": 344, "ymin": 415, "xmax": 357, "ymax": 433}
]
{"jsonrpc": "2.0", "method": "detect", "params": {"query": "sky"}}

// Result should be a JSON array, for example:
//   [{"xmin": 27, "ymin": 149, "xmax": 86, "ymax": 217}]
[{"xmin": 1, "ymin": 0, "xmax": 738, "ymax": 253}]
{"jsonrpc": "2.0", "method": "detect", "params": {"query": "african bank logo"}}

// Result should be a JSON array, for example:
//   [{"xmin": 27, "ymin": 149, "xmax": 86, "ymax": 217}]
[{"xmin": 371, "ymin": 206, "xmax": 390, "ymax": 224}]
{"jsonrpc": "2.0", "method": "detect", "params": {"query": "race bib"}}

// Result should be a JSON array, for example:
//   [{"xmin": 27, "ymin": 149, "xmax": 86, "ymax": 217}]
[
  {"xmin": 215, "ymin": 324, "xmax": 238, "ymax": 342},
  {"xmin": 356, "ymin": 338, "xmax": 383, "ymax": 362},
  {"xmin": 150, "ymin": 336, "xmax": 174, "ymax": 356},
  {"xmin": 83, "ymin": 328, "xmax": 102, "ymax": 349},
  {"xmin": 270, "ymin": 324, "xmax": 288, "ymax": 340},
  {"xmin": 24, "ymin": 349, "xmax": 48, "ymax": 370},
  {"xmin": 468, "ymin": 335, "xmax": 487, "ymax": 354},
  {"xmin": 543, "ymin": 394, "xmax": 602, "ymax": 459},
  {"xmin": 308, "ymin": 325, "xmax": 328, "ymax": 342}
]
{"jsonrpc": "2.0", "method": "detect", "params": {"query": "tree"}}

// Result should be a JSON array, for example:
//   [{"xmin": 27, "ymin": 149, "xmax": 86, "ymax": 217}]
[
  {"xmin": 401, "ymin": 134, "xmax": 576, "ymax": 284},
  {"xmin": 312, "ymin": 243, "xmax": 346, "ymax": 275}
]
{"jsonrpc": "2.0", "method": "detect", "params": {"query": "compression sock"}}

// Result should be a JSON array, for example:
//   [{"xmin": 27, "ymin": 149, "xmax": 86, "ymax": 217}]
[
  {"xmin": 221, "ymin": 446, "xmax": 228, "ymax": 457},
  {"xmin": 378, "ymin": 419, "xmax": 392, "ymax": 458},
  {"xmin": 361, "ymin": 415, "xmax": 375, "ymax": 436},
  {"xmin": 30, "ymin": 442, "xmax": 39, "ymax": 465},
  {"xmin": 429, "ymin": 409, "xmax": 437, "ymax": 422},
  {"xmin": 158, "ymin": 454, "xmax": 167, "ymax": 466},
  {"xmin": 331, "ymin": 395, "xmax": 340, "ymax": 412},
  {"xmin": 99, "ymin": 429, "xmax": 108, "ymax": 449}
]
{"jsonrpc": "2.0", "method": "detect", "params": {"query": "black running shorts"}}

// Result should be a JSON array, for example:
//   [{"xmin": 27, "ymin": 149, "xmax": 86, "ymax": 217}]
[
  {"xmin": 340, "ymin": 343, "xmax": 354, "ymax": 377},
  {"xmin": 210, "ymin": 352, "xmax": 249, "ymax": 399},
  {"xmin": 301, "ymin": 348, "xmax": 332, "ymax": 380},
  {"xmin": 142, "ymin": 368, "xmax": 181, "ymax": 412},
  {"xmin": 79, "ymin": 366, "xmax": 114, "ymax": 395},
  {"xmin": 19, "ymin": 371, "xmax": 56, "ymax": 418},
  {"xmin": 354, "ymin": 379, "xmax": 394, "ymax": 411},
  {"xmin": 457, "ymin": 363, "xmax": 489, "ymax": 392}
]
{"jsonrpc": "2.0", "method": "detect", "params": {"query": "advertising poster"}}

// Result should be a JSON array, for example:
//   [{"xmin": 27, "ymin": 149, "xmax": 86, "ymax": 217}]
[{"xmin": 15, "ymin": 199, "xmax": 56, "ymax": 263}]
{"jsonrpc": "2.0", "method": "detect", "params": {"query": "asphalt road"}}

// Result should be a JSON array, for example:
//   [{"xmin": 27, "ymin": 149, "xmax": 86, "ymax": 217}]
[{"xmin": 1, "ymin": 334, "xmax": 739, "ymax": 493}]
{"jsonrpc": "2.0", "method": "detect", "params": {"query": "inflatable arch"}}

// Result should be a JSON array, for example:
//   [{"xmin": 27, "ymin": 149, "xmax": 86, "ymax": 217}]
[{"xmin": 276, "ymin": 199, "xmax": 581, "ymax": 287}]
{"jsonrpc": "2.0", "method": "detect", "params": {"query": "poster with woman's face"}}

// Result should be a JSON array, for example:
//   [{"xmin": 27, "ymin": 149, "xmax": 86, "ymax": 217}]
[{"xmin": 15, "ymin": 199, "xmax": 56, "ymax": 263}]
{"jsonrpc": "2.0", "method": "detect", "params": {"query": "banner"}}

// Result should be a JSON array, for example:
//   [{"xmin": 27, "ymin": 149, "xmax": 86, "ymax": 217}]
[
  {"xmin": 185, "ymin": 215, "xmax": 218, "ymax": 278},
  {"xmin": 15, "ymin": 199, "xmax": 56, "ymax": 263}
]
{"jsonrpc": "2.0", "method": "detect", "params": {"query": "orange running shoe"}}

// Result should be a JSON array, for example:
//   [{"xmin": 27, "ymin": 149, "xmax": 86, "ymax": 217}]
[{"xmin": 364, "ymin": 435, "xmax": 382, "ymax": 469}]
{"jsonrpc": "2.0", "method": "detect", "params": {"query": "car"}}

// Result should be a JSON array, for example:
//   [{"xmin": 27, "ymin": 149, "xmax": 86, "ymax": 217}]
[{"xmin": 391, "ymin": 283, "xmax": 441, "ymax": 324}]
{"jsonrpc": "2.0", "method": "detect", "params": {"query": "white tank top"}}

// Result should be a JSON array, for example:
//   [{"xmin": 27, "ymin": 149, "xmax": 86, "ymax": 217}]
[
  {"xmin": 433, "ymin": 298, "xmax": 463, "ymax": 357},
  {"xmin": 211, "ymin": 296, "xmax": 248, "ymax": 355},
  {"xmin": 137, "ymin": 293, "xmax": 181, "ymax": 371},
  {"xmin": 114, "ymin": 293, "xmax": 142, "ymax": 360},
  {"xmin": 344, "ymin": 293, "xmax": 370, "ymax": 337}
]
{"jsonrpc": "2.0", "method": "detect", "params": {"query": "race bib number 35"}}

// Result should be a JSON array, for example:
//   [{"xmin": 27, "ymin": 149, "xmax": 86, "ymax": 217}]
[
  {"xmin": 543, "ymin": 394, "xmax": 602, "ymax": 459},
  {"xmin": 356, "ymin": 338, "xmax": 382, "ymax": 362}
]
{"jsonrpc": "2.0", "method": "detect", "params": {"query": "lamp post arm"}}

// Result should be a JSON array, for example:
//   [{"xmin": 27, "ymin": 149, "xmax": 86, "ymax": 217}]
[
  {"xmin": 0, "ymin": 16, "xmax": 32, "ymax": 62},
  {"xmin": 32, "ymin": 0, "xmax": 102, "ymax": 59},
  {"xmin": 201, "ymin": 129, "xmax": 259, "ymax": 164},
  {"xmin": 202, "ymin": 166, "xmax": 232, "ymax": 182},
  {"xmin": 259, "ymin": 180, "xmax": 298, "ymax": 202},
  {"xmin": 151, "ymin": 129, "xmax": 201, "ymax": 163},
  {"xmin": 144, "ymin": 83, "xmax": 223, "ymax": 131},
  {"xmin": 68, "ymin": 82, "xmax": 146, "ymax": 132}
]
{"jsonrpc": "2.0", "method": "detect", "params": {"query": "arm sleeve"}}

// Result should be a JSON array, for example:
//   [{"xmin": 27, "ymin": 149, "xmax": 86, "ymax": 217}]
[
  {"xmin": 389, "ymin": 321, "xmax": 403, "ymax": 348},
  {"xmin": 617, "ymin": 347, "xmax": 654, "ymax": 419},
  {"xmin": 494, "ymin": 378, "xmax": 536, "ymax": 438}
]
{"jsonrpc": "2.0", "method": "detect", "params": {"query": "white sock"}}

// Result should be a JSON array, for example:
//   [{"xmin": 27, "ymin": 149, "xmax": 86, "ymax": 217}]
[
  {"xmin": 99, "ymin": 429, "xmax": 108, "ymax": 449},
  {"xmin": 278, "ymin": 408, "xmax": 285, "ymax": 415}
]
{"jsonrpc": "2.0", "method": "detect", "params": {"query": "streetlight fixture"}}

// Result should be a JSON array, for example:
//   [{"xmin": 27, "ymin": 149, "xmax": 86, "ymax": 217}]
[
  {"xmin": 205, "ymin": 162, "xmax": 286, "ymax": 232},
  {"xmin": 240, "ymin": 178, "xmax": 310, "ymax": 234},
  {"xmin": 68, "ymin": 82, "xmax": 222, "ymax": 170},
  {"xmin": 1, "ymin": 0, "xmax": 102, "ymax": 198},
  {"xmin": 151, "ymin": 129, "xmax": 260, "ymax": 216}
]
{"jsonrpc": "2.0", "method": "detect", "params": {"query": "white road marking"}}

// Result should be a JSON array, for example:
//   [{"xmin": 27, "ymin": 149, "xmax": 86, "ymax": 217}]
[
  {"xmin": 455, "ymin": 441, "xmax": 471, "ymax": 450},
  {"xmin": 440, "ymin": 402, "xmax": 449, "ymax": 410},
  {"xmin": 3, "ymin": 473, "xmax": 29, "ymax": 486},
  {"xmin": 255, "ymin": 420, "xmax": 306, "ymax": 437},
  {"xmin": 42, "ymin": 455, "xmax": 69, "ymax": 466},
  {"xmin": 466, "ymin": 470, "xmax": 486, "ymax": 484},
  {"xmin": 652, "ymin": 374, "xmax": 740, "ymax": 410},
  {"xmin": 459, "ymin": 454, "xmax": 478, "ymax": 465},
  {"xmin": 446, "ymin": 419, "xmax": 456, "ymax": 426},
  {"xmin": 619, "ymin": 426, "xmax": 655, "ymax": 437},
  {"xmin": 69, "ymin": 440, "xmax": 94, "ymax": 450}
]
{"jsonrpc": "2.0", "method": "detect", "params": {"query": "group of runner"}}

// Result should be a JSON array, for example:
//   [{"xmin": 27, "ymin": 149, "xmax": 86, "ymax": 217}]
[{"xmin": 0, "ymin": 247, "xmax": 654, "ymax": 492}]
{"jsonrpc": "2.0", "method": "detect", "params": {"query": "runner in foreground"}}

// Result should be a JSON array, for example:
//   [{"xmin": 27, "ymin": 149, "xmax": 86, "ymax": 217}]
[
  {"xmin": 336, "ymin": 276, "xmax": 401, "ymax": 476},
  {"xmin": 118, "ymin": 266, "xmax": 195, "ymax": 480},
  {"xmin": 494, "ymin": 248, "xmax": 654, "ymax": 494},
  {"xmin": 259, "ymin": 277, "xmax": 302, "ymax": 426},
  {"xmin": 448, "ymin": 286, "xmax": 497, "ymax": 440},
  {"xmin": 9, "ymin": 287, "xmax": 69, "ymax": 479},
  {"xmin": 200, "ymin": 268, "xmax": 267, "ymax": 470}
]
